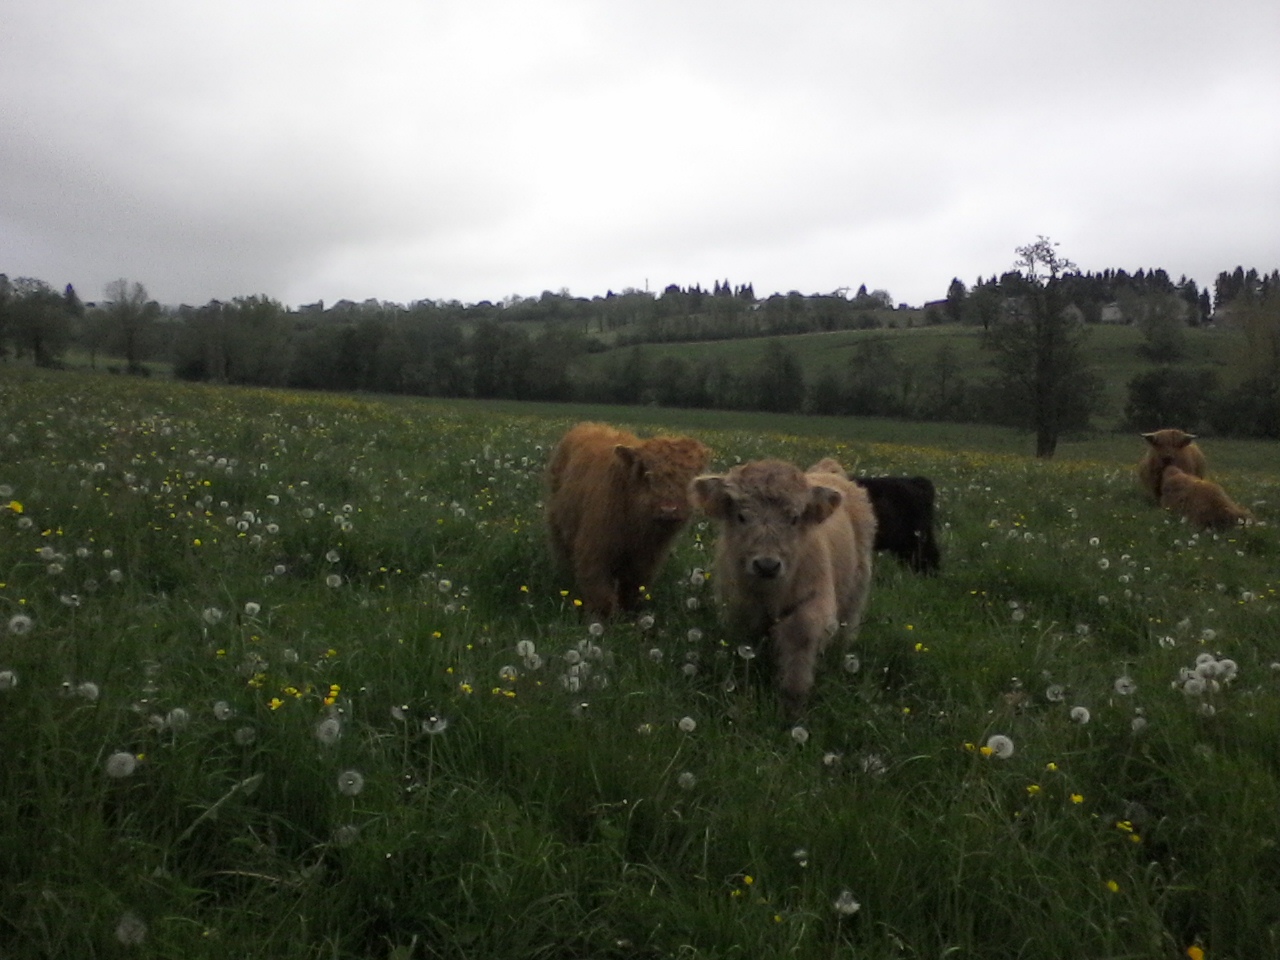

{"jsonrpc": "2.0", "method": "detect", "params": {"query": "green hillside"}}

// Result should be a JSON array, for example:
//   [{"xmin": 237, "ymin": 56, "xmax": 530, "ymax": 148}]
[{"xmin": 570, "ymin": 322, "xmax": 1242, "ymax": 430}]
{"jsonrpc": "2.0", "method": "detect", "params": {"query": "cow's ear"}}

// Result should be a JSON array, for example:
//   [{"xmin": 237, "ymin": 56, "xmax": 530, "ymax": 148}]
[
  {"xmin": 615, "ymin": 444, "xmax": 646, "ymax": 475},
  {"xmin": 802, "ymin": 485, "xmax": 843, "ymax": 525},
  {"xmin": 1176, "ymin": 433, "xmax": 1197, "ymax": 448},
  {"xmin": 690, "ymin": 475, "xmax": 732, "ymax": 519},
  {"xmin": 1141, "ymin": 432, "xmax": 1157, "ymax": 446}
]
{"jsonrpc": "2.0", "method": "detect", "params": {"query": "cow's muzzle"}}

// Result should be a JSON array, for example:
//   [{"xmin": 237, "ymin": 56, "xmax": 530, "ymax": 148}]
[{"xmin": 750, "ymin": 556, "xmax": 782, "ymax": 579}]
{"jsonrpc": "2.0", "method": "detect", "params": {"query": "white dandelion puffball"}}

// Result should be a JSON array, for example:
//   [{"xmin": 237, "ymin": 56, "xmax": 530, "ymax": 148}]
[
  {"xmin": 243, "ymin": 601, "xmax": 261, "ymax": 617},
  {"xmin": 833, "ymin": 889, "xmax": 861, "ymax": 917},
  {"xmin": 1070, "ymin": 706, "xmax": 1091, "ymax": 724},
  {"xmin": 115, "ymin": 911, "xmax": 148, "ymax": 946},
  {"xmin": 515, "ymin": 639, "xmax": 536, "ymax": 658},
  {"xmin": 985, "ymin": 734, "xmax": 1015, "ymax": 759},
  {"xmin": 336, "ymin": 769, "xmax": 365, "ymax": 796},
  {"xmin": 213, "ymin": 700, "xmax": 234, "ymax": 721},
  {"xmin": 7, "ymin": 613, "xmax": 33, "ymax": 635},
  {"xmin": 678, "ymin": 716, "xmax": 697, "ymax": 733},
  {"xmin": 677, "ymin": 771, "xmax": 697, "ymax": 790},
  {"xmin": 0, "ymin": 669, "xmax": 17, "ymax": 691},
  {"xmin": 325, "ymin": 573, "xmax": 343, "ymax": 588},
  {"xmin": 1113, "ymin": 676, "xmax": 1137, "ymax": 696},
  {"xmin": 790, "ymin": 725, "xmax": 810, "ymax": 745},
  {"xmin": 314, "ymin": 716, "xmax": 342, "ymax": 745},
  {"xmin": 105, "ymin": 751, "xmax": 139, "ymax": 778}
]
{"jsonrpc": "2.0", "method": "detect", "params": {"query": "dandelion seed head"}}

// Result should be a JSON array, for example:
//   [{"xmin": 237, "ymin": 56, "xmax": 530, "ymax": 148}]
[
  {"xmin": 1113, "ymin": 676, "xmax": 1136, "ymax": 696},
  {"xmin": 115, "ymin": 911, "xmax": 148, "ymax": 946},
  {"xmin": 8, "ymin": 613, "xmax": 34, "ymax": 635},
  {"xmin": 677, "ymin": 771, "xmax": 697, "ymax": 790},
  {"xmin": 833, "ymin": 889, "xmax": 861, "ymax": 917},
  {"xmin": 1070, "ymin": 706, "xmax": 1091, "ymax": 724},
  {"xmin": 315, "ymin": 716, "xmax": 342, "ymax": 745},
  {"xmin": 336, "ymin": 769, "xmax": 365, "ymax": 796},
  {"xmin": 686, "ymin": 628, "xmax": 703, "ymax": 643},
  {"xmin": 105, "ymin": 751, "xmax": 139, "ymax": 778},
  {"xmin": 332, "ymin": 824, "xmax": 360, "ymax": 848},
  {"xmin": 985, "ymin": 734, "xmax": 1014, "ymax": 759},
  {"xmin": 790, "ymin": 725, "xmax": 810, "ymax": 745},
  {"xmin": 76, "ymin": 681, "xmax": 100, "ymax": 702},
  {"xmin": 202, "ymin": 607, "xmax": 223, "ymax": 626},
  {"xmin": 243, "ymin": 601, "xmax": 261, "ymax": 617},
  {"xmin": 637, "ymin": 614, "xmax": 655, "ymax": 630},
  {"xmin": 843, "ymin": 653, "xmax": 861, "ymax": 674},
  {"xmin": 648, "ymin": 647, "xmax": 664, "ymax": 663},
  {"xmin": 1045, "ymin": 683, "xmax": 1065, "ymax": 703},
  {"xmin": 0, "ymin": 669, "xmax": 17, "ymax": 691},
  {"xmin": 213, "ymin": 700, "xmax": 234, "ymax": 721},
  {"xmin": 588, "ymin": 621, "xmax": 605, "ymax": 638},
  {"xmin": 736, "ymin": 644, "xmax": 757, "ymax": 661},
  {"xmin": 678, "ymin": 716, "xmax": 697, "ymax": 733},
  {"xmin": 515, "ymin": 639, "xmax": 536, "ymax": 658},
  {"xmin": 422, "ymin": 715, "xmax": 449, "ymax": 735},
  {"xmin": 233, "ymin": 726, "xmax": 256, "ymax": 745},
  {"xmin": 325, "ymin": 573, "xmax": 343, "ymax": 588}
]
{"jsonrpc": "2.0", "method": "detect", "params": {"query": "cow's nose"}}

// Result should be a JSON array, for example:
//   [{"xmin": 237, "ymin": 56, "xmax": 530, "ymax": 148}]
[{"xmin": 751, "ymin": 556, "xmax": 781, "ymax": 579}]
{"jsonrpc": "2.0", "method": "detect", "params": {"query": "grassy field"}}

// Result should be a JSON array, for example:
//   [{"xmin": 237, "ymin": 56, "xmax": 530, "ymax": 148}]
[
  {"xmin": 571, "ymin": 323, "xmax": 1241, "ymax": 428},
  {"xmin": 1, "ymin": 368, "xmax": 1278, "ymax": 959}
]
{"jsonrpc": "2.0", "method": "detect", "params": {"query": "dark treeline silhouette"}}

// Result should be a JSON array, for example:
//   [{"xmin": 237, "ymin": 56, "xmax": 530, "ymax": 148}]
[{"xmin": 3, "ymin": 265, "xmax": 1279, "ymax": 438}]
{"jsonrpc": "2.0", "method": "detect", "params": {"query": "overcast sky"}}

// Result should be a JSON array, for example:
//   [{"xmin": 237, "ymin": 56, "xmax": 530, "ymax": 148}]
[{"xmin": 3, "ymin": 1, "xmax": 1278, "ymax": 309}]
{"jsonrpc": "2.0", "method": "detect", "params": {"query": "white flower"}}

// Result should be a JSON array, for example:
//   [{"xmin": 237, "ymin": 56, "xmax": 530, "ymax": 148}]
[
  {"xmin": 315, "ymin": 716, "xmax": 342, "ymax": 745},
  {"xmin": 678, "ymin": 716, "xmax": 697, "ymax": 733},
  {"xmin": 105, "ymin": 751, "xmax": 139, "ymax": 778},
  {"xmin": 336, "ymin": 769, "xmax": 365, "ymax": 796},
  {"xmin": 1045, "ymin": 684, "xmax": 1065, "ymax": 703},
  {"xmin": 243, "ymin": 601, "xmax": 261, "ymax": 617},
  {"xmin": 202, "ymin": 607, "xmax": 223, "ymax": 626},
  {"xmin": 8, "ymin": 613, "xmax": 34, "ymax": 635},
  {"xmin": 115, "ymin": 911, "xmax": 148, "ymax": 946},
  {"xmin": 1070, "ymin": 706, "xmax": 1091, "ymax": 724},
  {"xmin": 985, "ymin": 734, "xmax": 1014, "ymax": 759},
  {"xmin": 833, "ymin": 889, "xmax": 861, "ymax": 917},
  {"xmin": 790, "ymin": 725, "xmax": 810, "ymax": 745}
]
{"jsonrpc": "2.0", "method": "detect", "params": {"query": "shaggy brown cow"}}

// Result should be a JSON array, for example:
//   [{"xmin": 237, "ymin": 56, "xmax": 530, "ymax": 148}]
[
  {"xmin": 1137, "ymin": 429, "xmax": 1206, "ymax": 501},
  {"xmin": 691, "ymin": 457, "xmax": 876, "ymax": 717},
  {"xmin": 1159, "ymin": 465, "xmax": 1252, "ymax": 530},
  {"xmin": 545, "ymin": 422, "xmax": 710, "ymax": 618}
]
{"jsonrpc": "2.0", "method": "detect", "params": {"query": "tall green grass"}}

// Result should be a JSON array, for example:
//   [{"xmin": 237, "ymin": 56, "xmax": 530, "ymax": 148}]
[{"xmin": 1, "ymin": 368, "xmax": 1277, "ymax": 959}]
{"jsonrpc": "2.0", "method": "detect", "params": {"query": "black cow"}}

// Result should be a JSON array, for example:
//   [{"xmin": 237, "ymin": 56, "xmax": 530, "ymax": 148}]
[{"xmin": 852, "ymin": 476, "xmax": 941, "ymax": 575}]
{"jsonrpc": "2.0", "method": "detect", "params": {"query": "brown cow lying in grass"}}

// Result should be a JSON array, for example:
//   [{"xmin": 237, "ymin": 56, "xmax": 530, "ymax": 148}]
[
  {"xmin": 691, "ymin": 457, "xmax": 876, "ymax": 718},
  {"xmin": 1137, "ymin": 429, "xmax": 1206, "ymax": 501},
  {"xmin": 545, "ymin": 422, "xmax": 710, "ymax": 619},
  {"xmin": 1159, "ymin": 465, "xmax": 1253, "ymax": 531}
]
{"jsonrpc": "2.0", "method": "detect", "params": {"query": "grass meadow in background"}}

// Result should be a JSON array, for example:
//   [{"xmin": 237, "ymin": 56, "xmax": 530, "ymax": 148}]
[{"xmin": 1, "ymin": 368, "xmax": 1278, "ymax": 959}]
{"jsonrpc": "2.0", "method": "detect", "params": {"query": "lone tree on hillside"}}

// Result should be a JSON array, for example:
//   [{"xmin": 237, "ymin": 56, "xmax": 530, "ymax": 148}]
[{"xmin": 983, "ymin": 236, "xmax": 1103, "ymax": 458}]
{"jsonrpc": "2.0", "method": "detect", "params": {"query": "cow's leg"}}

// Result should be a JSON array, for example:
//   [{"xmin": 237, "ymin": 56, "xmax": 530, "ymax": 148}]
[
  {"xmin": 572, "ymin": 544, "xmax": 619, "ymax": 619},
  {"xmin": 772, "ymin": 596, "xmax": 839, "ymax": 719}
]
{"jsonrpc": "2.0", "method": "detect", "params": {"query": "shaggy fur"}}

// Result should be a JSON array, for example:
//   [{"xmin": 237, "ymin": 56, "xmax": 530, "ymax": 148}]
[
  {"xmin": 1137, "ymin": 428, "xmax": 1206, "ymax": 501},
  {"xmin": 1159, "ymin": 465, "xmax": 1252, "ymax": 530},
  {"xmin": 854, "ymin": 475, "xmax": 941, "ymax": 574},
  {"xmin": 545, "ymin": 422, "xmax": 710, "ymax": 618},
  {"xmin": 691, "ymin": 457, "xmax": 876, "ymax": 717}
]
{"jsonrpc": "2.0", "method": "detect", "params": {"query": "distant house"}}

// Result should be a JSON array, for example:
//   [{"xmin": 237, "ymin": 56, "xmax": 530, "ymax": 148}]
[{"xmin": 1100, "ymin": 302, "xmax": 1125, "ymax": 324}]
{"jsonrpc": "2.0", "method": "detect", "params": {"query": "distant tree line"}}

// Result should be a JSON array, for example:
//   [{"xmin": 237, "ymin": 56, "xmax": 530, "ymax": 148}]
[{"xmin": 3, "ymin": 263, "xmax": 1279, "ymax": 439}]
